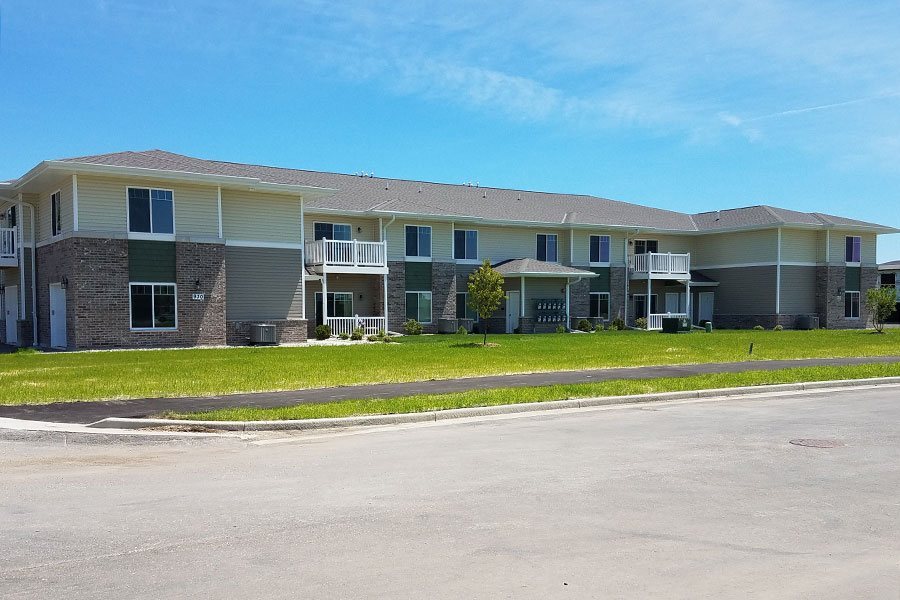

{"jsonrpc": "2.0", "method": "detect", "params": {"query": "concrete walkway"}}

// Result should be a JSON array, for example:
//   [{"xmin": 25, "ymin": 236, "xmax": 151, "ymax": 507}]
[{"xmin": 1, "ymin": 355, "xmax": 898, "ymax": 424}]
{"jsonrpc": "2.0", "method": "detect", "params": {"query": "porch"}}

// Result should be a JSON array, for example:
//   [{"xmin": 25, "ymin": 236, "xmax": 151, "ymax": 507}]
[
  {"xmin": 306, "ymin": 272, "xmax": 388, "ymax": 338},
  {"xmin": 304, "ymin": 238, "xmax": 388, "ymax": 275},
  {"xmin": 629, "ymin": 252, "xmax": 690, "ymax": 279}
]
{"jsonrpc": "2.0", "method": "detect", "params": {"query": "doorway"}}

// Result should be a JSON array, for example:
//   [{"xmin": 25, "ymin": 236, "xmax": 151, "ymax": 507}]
[
  {"xmin": 50, "ymin": 283, "xmax": 67, "ymax": 348},
  {"xmin": 506, "ymin": 291, "xmax": 520, "ymax": 333},
  {"xmin": 4, "ymin": 285, "xmax": 18, "ymax": 345}
]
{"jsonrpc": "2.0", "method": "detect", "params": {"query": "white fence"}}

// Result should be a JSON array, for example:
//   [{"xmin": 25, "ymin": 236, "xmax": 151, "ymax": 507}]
[
  {"xmin": 326, "ymin": 316, "xmax": 387, "ymax": 337},
  {"xmin": 629, "ymin": 252, "xmax": 690, "ymax": 275},
  {"xmin": 305, "ymin": 239, "xmax": 387, "ymax": 268},
  {"xmin": 0, "ymin": 228, "xmax": 16, "ymax": 261},
  {"xmin": 647, "ymin": 313, "xmax": 689, "ymax": 331}
]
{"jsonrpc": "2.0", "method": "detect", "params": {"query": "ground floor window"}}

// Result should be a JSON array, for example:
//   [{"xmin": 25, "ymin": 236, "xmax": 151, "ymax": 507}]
[
  {"xmin": 315, "ymin": 292, "xmax": 353, "ymax": 325},
  {"xmin": 589, "ymin": 292, "xmax": 610, "ymax": 320},
  {"xmin": 844, "ymin": 291, "xmax": 860, "ymax": 319},
  {"xmin": 406, "ymin": 291, "xmax": 432, "ymax": 323},
  {"xmin": 130, "ymin": 283, "xmax": 177, "ymax": 330},
  {"xmin": 633, "ymin": 293, "xmax": 658, "ymax": 318},
  {"xmin": 455, "ymin": 292, "xmax": 478, "ymax": 320}
]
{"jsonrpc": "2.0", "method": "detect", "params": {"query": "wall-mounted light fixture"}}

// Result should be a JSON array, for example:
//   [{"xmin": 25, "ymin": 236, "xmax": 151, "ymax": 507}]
[
  {"xmin": 194, "ymin": 278, "xmax": 201, "ymax": 289},
  {"xmin": 357, "ymin": 226, "xmax": 362, "ymax": 233},
  {"xmin": 60, "ymin": 276, "xmax": 68, "ymax": 289}
]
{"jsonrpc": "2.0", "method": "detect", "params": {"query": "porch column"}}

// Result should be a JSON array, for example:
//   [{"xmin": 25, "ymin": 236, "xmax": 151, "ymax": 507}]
[
  {"xmin": 686, "ymin": 280, "xmax": 692, "ymax": 324},
  {"xmin": 383, "ymin": 271, "xmax": 389, "ymax": 332},
  {"xmin": 646, "ymin": 276, "xmax": 651, "ymax": 319},
  {"xmin": 520, "ymin": 276, "xmax": 525, "ymax": 317},
  {"xmin": 565, "ymin": 278, "xmax": 571, "ymax": 329},
  {"xmin": 322, "ymin": 272, "xmax": 328, "ymax": 326}
]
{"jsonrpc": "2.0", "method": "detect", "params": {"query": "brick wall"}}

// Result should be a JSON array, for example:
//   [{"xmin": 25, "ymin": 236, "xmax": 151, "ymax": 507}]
[
  {"xmin": 226, "ymin": 320, "xmax": 307, "ymax": 345},
  {"xmin": 36, "ymin": 237, "xmax": 78, "ymax": 348},
  {"xmin": 815, "ymin": 265, "xmax": 876, "ymax": 329},
  {"xmin": 430, "ymin": 261, "xmax": 456, "ymax": 334}
]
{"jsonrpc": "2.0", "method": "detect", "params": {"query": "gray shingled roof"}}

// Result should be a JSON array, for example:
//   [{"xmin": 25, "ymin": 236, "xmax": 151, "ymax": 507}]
[
  {"xmin": 492, "ymin": 258, "xmax": 597, "ymax": 277},
  {"xmin": 879, "ymin": 260, "xmax": 900, "ymax": 271},
  {"xmin": 33, "ymin": 149, "xmax": 895, "ymax": 233}
]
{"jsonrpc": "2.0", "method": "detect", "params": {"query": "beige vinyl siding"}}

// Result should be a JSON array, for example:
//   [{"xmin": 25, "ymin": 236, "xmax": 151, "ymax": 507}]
[
  {"xmin": 17, "ymin": 194, "xmax": 38, "ymax": 242},
  {"xmin": 778, "ymin": 265, "xmax": 817, "ymax": 314},
  {"xmin": 304, "ymin": 274, "xmax": 379, "ymax": 321},
  {"xmin": 463, "ymin": 225, "xmax": 571, "ymax": 265},
  {"xmin": 77, "ymin": 175, "xmax": 219, "ymax": 237},
  {"xmin": 690, "ymin": 230, "xmax": 778, "ymax": 267},
  {"xmin": 221, "ymin": 189, "xmax": 301, "ymax": 243},
  {"xmin": 304, "ymin": 214, "xmax": 380, "ymax": 243},
  {"xmin": 224, "ymin": 246, "xmax": 303, "ymax": 320},
  {"xmin": 35, "ymin": 180, "xmax": 74, "ymax": 243},
  {"xmin": 571, "ymin": 230, "xmax": 626, "ymax": 266},
  {"xmin": 386, "ymin": 221, "xmax": 453, "ymax": 261},
  {"xmin": 828, "ymin": 230, "xmax": 877, "ymax": 265},
  {"xmin": 779, "ymin": 229, "xmax": 818, "ymax": 264},
  {"xmin": 698, "ymin": 266, "xmax": 776, "ymax": 314}
]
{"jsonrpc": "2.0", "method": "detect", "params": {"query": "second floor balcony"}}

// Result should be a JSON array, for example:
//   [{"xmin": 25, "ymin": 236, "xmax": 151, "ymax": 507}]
[
  {"xmin": 628, "ymin": 252, "xmax": 690, "ymax": 279},
  {"xmin": 0, "ymin": 227, "xmax": 17, "ymax": 268},
  {"xmin": 304, "ymin": 238, "xmax": 388, "ymax": 275}
]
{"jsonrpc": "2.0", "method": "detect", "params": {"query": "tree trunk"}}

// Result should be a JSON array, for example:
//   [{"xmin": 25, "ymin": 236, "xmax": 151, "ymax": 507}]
[{"xmin": 482, "ymin": 323, "xmax": 489, "ymax": 347}]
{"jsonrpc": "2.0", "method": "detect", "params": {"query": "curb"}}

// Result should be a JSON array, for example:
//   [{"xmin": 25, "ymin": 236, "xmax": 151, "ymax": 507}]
[{"xmin": 86, "ymin": 376, "xmax": 900, "ymax": 432}]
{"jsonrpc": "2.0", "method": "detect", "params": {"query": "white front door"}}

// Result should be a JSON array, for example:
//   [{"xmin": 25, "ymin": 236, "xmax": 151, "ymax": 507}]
[
  {"xmin": 506, "ymin": 291, "xmax": 520, "ymax": 333},
  {"xmin": 50, "ymin": 283, "xmax": 67, "ymax": 348},
  {"xmin": 4, "ymin": 285, "xmax": 18, "ymax": 345},
  {"xmin": 699, "ymin": 292, "xmax": 715, "ymax": 323}
]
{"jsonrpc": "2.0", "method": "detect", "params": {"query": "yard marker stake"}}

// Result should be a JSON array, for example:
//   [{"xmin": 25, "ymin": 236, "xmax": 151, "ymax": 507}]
[{"xmin": 749, "ymin": 343, "xmax": 754, "ymax": 355}]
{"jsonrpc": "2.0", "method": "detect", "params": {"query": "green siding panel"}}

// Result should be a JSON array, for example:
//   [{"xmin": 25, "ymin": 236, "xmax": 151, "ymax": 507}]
[
  {"xmin": 589, "ymin": 267, "xmax": 610, "ymax": 292},
  {"xmin": 405, "ymin": 262, "xmax": 432, "ymax": 290},
  {"xmin": 845, "ymin": 266, "xmax": 861, "ymax": 291},
  {"xmin": 128, "ymin": 240, "xmax": 175, "ymax": 281}
]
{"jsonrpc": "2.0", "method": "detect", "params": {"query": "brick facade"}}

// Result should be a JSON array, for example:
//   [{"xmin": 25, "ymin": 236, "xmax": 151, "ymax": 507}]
[
  {"xmin": 36, "ymin": 237, "xmax": 78, "ymax": 348},
  {"xmin": 386, "ymin": 260, "xmax": 406, "ymax": 333},
  {"xmin": 816, "ymin": 265, "xmax": 878, "ymax": 329},
  {"xmin": 430, "ymin": 261, "xmax": 456, "ymax": 334}
]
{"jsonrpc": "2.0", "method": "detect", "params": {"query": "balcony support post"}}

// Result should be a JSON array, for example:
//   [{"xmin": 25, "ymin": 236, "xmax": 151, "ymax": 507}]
[
  {"xmin": 322, "ymin": 272, "xmax": 328, "ymax": 331},
  {"xmin": 383, "ymin": 271, "xmax": 389, "ymax": 334},
  {"xmin": 647, "ymin": 275, "xmax": 651, "ymax": 320}
]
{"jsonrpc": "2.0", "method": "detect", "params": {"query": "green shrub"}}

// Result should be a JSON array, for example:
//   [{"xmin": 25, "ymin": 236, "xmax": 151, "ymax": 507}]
[
  {"xmin": 404, "ymin": 319, "xmax": 424, "ymax": 335},
  {"xmin": 635, "ymin": 317, "xmax": 648, "ymax": 330},
  {"xmin": 594, "ymin": 322, "xmax": 606, "ymax": 332},
  {"xmin": 314, "ymin": 324, "xmax": 331, "ymax": 340},
  {"xmin": 753, "ymin": 325, "xmax": 765, "ymax": 331},
  {"xmin": 555, "ymin": 325, "xmax": 567, "ymax": 334},
  {"xmin": 377, "ymin": 330, "xmax": 386, "ymax": 338},
  {"xmin": 610, "ymin": 317, "xmax": 625, "ymax": 331},
  {"xmin": 350, "ymin": 327, "xmax": 364, "ymax": 341},
  {"xmin": 338, "ymin": 332, "xmax": 350, "ymax": 340},
  {"xmin": 577, "ymin": 319, "xmax": 593, "ymax": 332},
  {"xmin": 456, "ymin": 326, "xmax": 468, "ymax": 335},
  {"xmin": 367, "ymin": 334, "xmax": 380, "ymax": 342},
  {"xmin": 773, "ymin": 324, "xmax": 784, "ymax": 331},
  {"xmin": 383, "ymin": 335, "xmax": 396, "ymax": 343}
]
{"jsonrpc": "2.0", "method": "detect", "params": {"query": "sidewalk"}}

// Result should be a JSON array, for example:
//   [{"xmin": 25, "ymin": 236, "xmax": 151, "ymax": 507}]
[{"xmin": 1, "ymin": 355, "xmax": 898, "ymax": 424}]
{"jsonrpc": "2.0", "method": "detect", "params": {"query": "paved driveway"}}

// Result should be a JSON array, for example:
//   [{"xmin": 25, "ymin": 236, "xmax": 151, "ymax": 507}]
[{"xmin": 2, "ymin": 386, "xmax": 898, "ymax": 598}]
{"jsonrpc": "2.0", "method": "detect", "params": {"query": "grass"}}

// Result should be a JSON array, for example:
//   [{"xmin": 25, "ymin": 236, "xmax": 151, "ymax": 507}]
[
  {"xmin": 166, "ymin": 362, "xmax": 900, "ymax": 421},
  {"xmin": 0, "ymin": 329, "xmax": 897, "ymax": 406}
]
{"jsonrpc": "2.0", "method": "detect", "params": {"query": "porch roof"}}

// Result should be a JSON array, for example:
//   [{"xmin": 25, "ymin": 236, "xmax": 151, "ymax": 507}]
[
  {"xmin": 492, "ymin": 258, "xmax": 598, "ymax": 278},
  {"xmin": 664, "ymin": 270, "xmax": 720, "ymax": 287}
]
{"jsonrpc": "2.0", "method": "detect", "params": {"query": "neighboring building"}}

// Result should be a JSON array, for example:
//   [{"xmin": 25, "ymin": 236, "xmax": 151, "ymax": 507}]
[
  {"xmin": 0, "ymin": 150, "xmax": 896, "ymax": 349},
  {"xmin": 879, "ymin": 260, "xmax": 900, "ymax": 323}
]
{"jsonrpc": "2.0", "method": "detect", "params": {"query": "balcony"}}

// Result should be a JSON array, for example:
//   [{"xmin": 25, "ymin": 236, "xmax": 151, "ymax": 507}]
[
  {"xmin": 629, "ymin": 252, "xmax": 690, "ymax": 279},
  {"xmin": 0, "ymin": 227, "xmax": 16, "ymax": 268},
  {"xmin": 304, "ymin": 238, "xmax": 388, "ymax": 275}
]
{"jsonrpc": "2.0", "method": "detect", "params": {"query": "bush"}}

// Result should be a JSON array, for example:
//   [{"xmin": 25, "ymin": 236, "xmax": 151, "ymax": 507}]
[
  {"xmin": 610, "ymin": 317, "xmax": 625, "ymax": 331},
  {"xmin": 383, "ymin": 335, "xmax": 396, "ymax": 343},
  {"xmin": 594, "ymin": 322, "xmax": 606, "ymax": 332},
  {"xmin": 577, "ymin": 319, "xmax": 593, "ymax": 332},
  {"xmin": 555, "ymin": 325, "xmax": 567, "ymax": 334},
  {"xmin": 753, "ymin": 325, "xmax": 765, "ymax": 331},
  {"xmin": 773, "ymin": 324, "xmax": 784, "ymax": 331},
  {"xmin": 350, "ymin": 327, "xmax": 364, "ymax": 341},
  {"xmin": 404, "ymin": 319, "xmax": 424, "ymax": 335},
  {"xmin": 367, "ymin": 334, "xmax": 380, "ymax": 342},
  {"xmin": 456, "ymin": 326, "xmax": 468, "ymax": 335},
  {"xmin": 635, "ymin": 317, "xmax": 648, "ymax": 330},
  {"xmin": 338, "ymin": 332, "xmax": 350, "ymax": 340},
  {"xmin": 377, "ymin": 330, "xmax": 386, "ymax": 338},
  {"xmin": 314, "ymin": 324, "xmax": 331, "ymax": 340}
]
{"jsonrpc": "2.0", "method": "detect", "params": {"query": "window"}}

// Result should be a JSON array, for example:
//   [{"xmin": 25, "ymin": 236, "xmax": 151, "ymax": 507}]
[
  {"xmin": 844, "ymin": 291, "xmax": 860, "ymax": 318},
  {"xmin": 405, "ymin": 225, "xmax": 432, "ymax": 258},
  {"xmin": 128, "ymin": 188, "xmax": 174, "ymax": 235},
  {"xmin": 406, "ymin": 291, "xmax": 432, "ymax": 323},
  {"xmin": 456, "ymin": 292, "xmax": 478, "ymax": 320},
  {"xmin": 5, "ymin": 206, "xmax": 16, "ymax": 227},
  {"xmin": 454, "ymin": 229, "xmax": 478, "ymax": 261},
  {"xmin": 634, "ymin": 239, "xmax": 659, "ymax": 255},
  {"xmin": 845, "ymin": 236, "xmax": 861, "ymax": 263},
  {"xmin": 314, "ymin": 222, "xmax": 352, "ymax": 241},
  {"xmin": 315, "ymin": 292, "xmax": 353, "ymax": 324},
  {"xmin": 590, "ymin": 235, "xmax": 610, "ymax": 264},
  {"xmin": 51, "ymin": 191, "xmax": 62, "ymax": 237},
  {"xmin": 536, "ymin": 234, "xmax": 558, "ymax": 262},
  {"xmin": 129, "ymin": 283, "xmax": 176, "ymax": 329},
  {"xmin": 633, "ymin": 294, "xmax": 658, "ymax": 317},
  {"xmin": 590, "ymin": 292, "xmax": 610, "ymax": 320}
]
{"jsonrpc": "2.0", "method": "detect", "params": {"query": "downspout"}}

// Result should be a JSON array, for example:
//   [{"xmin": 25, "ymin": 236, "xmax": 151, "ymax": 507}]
[
  {"xmin": 381, "ymin": 216, "xmax": 396, "ymax": 331},
  {"xmin": 28, "ymin": 202, "xmax": 36, "ymax": 346},
  {"xmin": 776, "ymin": 227, "xmax": 782, "ymax": 317},
  {"xmin": 299, "ymin": 196, "xmax": 306, "ymax": 320},
  {"xmin": 17, "ymin": 196, "xmax": 38, "ymax": 346}
]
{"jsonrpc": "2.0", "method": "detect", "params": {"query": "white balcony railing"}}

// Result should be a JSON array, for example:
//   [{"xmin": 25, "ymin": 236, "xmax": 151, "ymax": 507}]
[
  {"xmin": 0, "ymin": 227, "xmax": 16, "ymax": 263},
  {"xmin": 326, "ymin": 316, "xmax": 386, "ymax": 337},
  {"xmin": 647, "ymin": 313, "xmax": 689, "ymax": 331},
  {"xmin": 629, "ymin": 252, "xmax": 690, "ymax": 276},
  {"xmin": 305, "ymin": 238, "xmax": 387, "ymax": 269}
]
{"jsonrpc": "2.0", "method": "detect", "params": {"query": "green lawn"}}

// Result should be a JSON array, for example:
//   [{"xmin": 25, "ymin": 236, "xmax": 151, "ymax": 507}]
[
  {"xmin": 0, "ymin": 329, "xmax": 898, "ymax": 405},
  {"xmin": 167, "ymin": 363, "xmax": 900, "ymax": 421}
]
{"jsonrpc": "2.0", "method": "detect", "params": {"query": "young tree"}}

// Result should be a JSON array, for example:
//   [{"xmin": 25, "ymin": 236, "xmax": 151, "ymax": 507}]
[
  {"xmin": 467, "ymin": 259, "xmax": 505, "ymax": 346},
  {"xmin": 865, "ymin": 286, "xmax": 896, "ymax": 333}
]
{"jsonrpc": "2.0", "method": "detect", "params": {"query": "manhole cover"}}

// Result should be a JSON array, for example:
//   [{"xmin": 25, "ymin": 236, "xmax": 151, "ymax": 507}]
[{"xmin": 789, "ymin": 439, "xmax": 845, "ymax": 448}]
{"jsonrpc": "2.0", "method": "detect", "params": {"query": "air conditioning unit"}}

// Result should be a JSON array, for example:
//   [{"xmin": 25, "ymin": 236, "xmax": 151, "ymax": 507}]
[{"xmin": 249, "ymin": 323, "xmax": 277, "ymax": 345}]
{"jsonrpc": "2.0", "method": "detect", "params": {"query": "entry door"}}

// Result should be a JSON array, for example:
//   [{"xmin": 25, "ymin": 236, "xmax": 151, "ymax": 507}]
[
  {"xmin": 699, "ymin": 292, "xmax": 714, "ymax": 323},
  {"xmin": 506, "ymin": 291, "xmax": 520, "ymax": 333},
  {"xmin": 4, "ymin": 285, "xmax": 18, "ymax": 345},
  {"xmin": 49, "ymin": 283, "xmax": 67, "ymax": 348}
]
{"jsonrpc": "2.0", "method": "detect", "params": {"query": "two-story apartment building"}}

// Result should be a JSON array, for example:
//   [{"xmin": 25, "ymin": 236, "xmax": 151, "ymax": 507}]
[{"xmin": 0, "ymin": 150, "xmax": 895, "ymax": 349}]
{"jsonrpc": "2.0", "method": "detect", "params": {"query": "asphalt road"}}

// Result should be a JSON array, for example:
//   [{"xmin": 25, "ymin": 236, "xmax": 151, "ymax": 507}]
[
  {"xmin": 2, "ymin": 354, "xmax": 900, "ymax": 423},
  {"xmin": 2, "ymin": 386, "xmax": 899, "ymax": 599}
]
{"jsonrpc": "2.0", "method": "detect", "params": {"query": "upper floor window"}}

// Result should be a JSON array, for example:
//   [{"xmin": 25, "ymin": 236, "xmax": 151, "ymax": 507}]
[
  {"xmin": 405, "ymin": 225, "xmax": 432, "ymax": 258},
  {"xmin": 128, "ymin": 187, "xmax": 174, "ymax": 235},
  {"xmin": 537, "ymin": 233, "xmax": 558, "ymax": 262},
  {"xmin": 314, "ymin": 222, "xmax": 351, "ymax": 241},
  {"xmin": 590, "ymin": 235, "xmax": 610, "ymax": 264},
  {"xmin": 634, "ymin": 239, "xmax": 658, "ymax": 255},
  {"xmin": 845, "ymin": 236, "xmax": 861, "ymax": 263},
  {"xmin": 51, "ymin": 191, "xmax": 62, "ymax": 237},
  {"xmin": 454, "ymin": 229, "xmax": 478, "ymax": 260}
]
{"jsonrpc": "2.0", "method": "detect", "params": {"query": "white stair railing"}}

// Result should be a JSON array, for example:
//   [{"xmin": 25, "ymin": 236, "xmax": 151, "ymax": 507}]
[{"xmin": 326, "ymin": 316, "xmax": 387, "ymax": 337}]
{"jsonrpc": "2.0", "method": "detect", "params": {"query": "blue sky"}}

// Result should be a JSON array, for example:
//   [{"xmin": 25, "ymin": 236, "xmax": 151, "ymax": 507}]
[{"xmin": 2, "ymin": 0, "xmax": 899, "ymax": 259}]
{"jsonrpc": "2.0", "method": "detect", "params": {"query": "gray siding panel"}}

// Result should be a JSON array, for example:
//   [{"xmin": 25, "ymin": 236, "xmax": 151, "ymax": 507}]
[
  {"xmin": 780, "ymin": 265, "xmax": 817, "ymax": 314},
  {"xmin": 699, "ymin": 266, "xmax": 777, "ymax": 315},
  {"xmin": 225, "ymin": 247, "xmax": 302, "ymax": 321}
]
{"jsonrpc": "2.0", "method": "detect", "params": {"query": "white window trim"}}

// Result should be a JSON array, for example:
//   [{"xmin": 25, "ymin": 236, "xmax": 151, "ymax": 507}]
[
  {"xmin": 454, "ymin": 229, "xmax": 479, "ymax": 263},
  {"xmin": 589, "ymin": 291, "xmax": 611, "ymax": 319},
  {"xmin": 844, "ymin": 235, "xmax": 862, "ymax": 266},
  {"xmin": 50, "ymin": 189, "xmax": 62, "ymax": 238},
  {"xmin": 315, "ymin": 291, "xmax": 354, "ymax": 318},
  {"xmin": 404, "ymin": 224, "xmax": 433, "ymax": 261},
  {"xmin": 313, "ymin": 221, "xmax": 353, "ymax": 241},
  {"xmin": 634, "ymin": 239, "xmax": 659, "ymax": 255},
  {"xmin": 844, "ymin": 290, "xmax": 861, "ymax": 319},
  {"xmin": 126, "ymin": 186, "xmax": 176, "ymax": 239},
  {"xmin": 455, "ymin": 291, "xmax": 479, "ymax": 321},
  {"xmin": 129, "ymin": 282, "xmax": 178, "ymax": 331},
  {"xmin": 536, "ymin": 232, "xmax": 559, "ymax": 263},
  {"xmin": 633, "ymin": 293, "xmax": 658, "ymax": 311},
  {"xmin": 406, "ymin": 290, "xmax": 433, "ymax": 324},
  {"xmin": 589, "ymin": 234, "xmax": 611, "ymax": 266}
]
